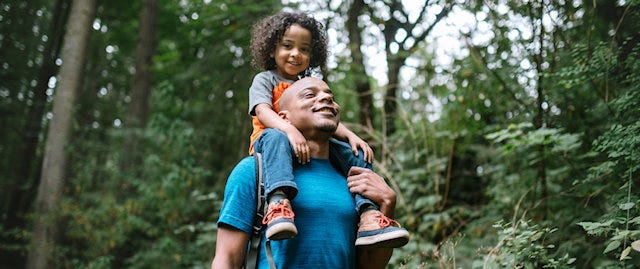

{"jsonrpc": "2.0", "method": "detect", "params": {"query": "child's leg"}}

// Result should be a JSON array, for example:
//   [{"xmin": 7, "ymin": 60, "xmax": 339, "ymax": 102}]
[
  {"xmin": 254, "ymin": 128, "xmax": 298, "ymax": 199},
  {"xmin": 328, "ymin": 139, "xmax": 409, "ymax": 249},
  {"xmin": 328, "ymin": 139, "xmax": 377, "ymax": 212},
  {"xmin": 254, "ymin": 128, "xmax": 298, "ymax": 240}
]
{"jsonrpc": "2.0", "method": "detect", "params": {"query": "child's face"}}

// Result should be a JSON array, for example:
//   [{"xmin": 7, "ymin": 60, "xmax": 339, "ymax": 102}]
[{"xmin": 272, "ymin": 24, "xmax": 311, "ymax": 81}]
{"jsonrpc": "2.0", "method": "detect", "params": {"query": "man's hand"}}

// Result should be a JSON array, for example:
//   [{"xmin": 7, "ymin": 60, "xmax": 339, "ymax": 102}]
[
  {"xmin": 348, "ymin": 166, "xmax": 397, "ymax": 269},
  {"xmin": 346, "ymin": 166, "xmax": 396, "ymax": 217}
]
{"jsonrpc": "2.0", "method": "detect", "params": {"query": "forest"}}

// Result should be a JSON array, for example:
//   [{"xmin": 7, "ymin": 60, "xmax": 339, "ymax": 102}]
[{"xmin": 1, "ymin": 0, "xmax": 639, "ymax": 268}]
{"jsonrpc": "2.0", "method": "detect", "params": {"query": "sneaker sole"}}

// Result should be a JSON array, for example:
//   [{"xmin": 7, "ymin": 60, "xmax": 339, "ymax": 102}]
[
  {"xmin": 266, "ymin": 222, "xmax": 298, "ymax": 240},
  {"xmin": 355, "ymin": 229, "xmax": 409, "ymax": 249}
]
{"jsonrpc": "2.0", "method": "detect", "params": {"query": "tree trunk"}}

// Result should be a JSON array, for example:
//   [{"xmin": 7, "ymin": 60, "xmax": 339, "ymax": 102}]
[
  {"xmin": 1, "ymin": 2, "xmax": 67, "ymax": 267},
  {"xmin": 531, "ymin": 0, "xmax": 548, "ymax": 219},
  {"xmin": 4, "ymin": 0, "xmax": 67, "ymax": 229},
  {"xmin": 26, "ymin": 0, "xmax": 96, "ymax": 268},
  {"xmin": 121, "ymin": 0, "xmax": 158, "ymax": 174},
  {"xmin": 346, "ymin": 0, "xmax": 374, "ymax": 132},
  {"xmin": 379, "ymin": 2, "xmax": 453, "ymax": 136},
  {"xmin": 383, "ymin": 57, "xmax": 403, "ymax": 136}
]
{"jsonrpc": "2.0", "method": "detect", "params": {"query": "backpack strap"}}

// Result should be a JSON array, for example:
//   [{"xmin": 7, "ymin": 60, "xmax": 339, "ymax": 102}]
[
  {"xmin": 252, "ymin": 153, "xmax": 265, "ymax": 239},
  {"xmin": 244, "ymin": 153, "xmax": 276, "ymax": 269}
]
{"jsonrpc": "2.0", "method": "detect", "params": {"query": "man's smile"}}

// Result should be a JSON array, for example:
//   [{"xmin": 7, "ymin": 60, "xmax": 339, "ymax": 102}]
[{"xmin": 312, "ymin": 106, "xmax": 338, "ymax": 116}]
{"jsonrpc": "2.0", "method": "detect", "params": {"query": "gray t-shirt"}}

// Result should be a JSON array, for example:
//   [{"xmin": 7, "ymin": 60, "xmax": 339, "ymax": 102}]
[{"xmin": 248, "ymin": 70, "xmax": 295, "ymax": 116}]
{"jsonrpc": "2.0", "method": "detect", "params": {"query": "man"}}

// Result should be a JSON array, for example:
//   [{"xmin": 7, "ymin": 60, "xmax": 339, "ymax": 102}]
[{"xmin": 211, "ymin": 77, "xmax": 401, "ymax": 269}]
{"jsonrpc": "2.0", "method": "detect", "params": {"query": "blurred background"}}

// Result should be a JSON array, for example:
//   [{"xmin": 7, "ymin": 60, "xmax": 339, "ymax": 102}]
[{"xmin": 1, "ymin": 0, "xmax": 639, "ymax": 268}]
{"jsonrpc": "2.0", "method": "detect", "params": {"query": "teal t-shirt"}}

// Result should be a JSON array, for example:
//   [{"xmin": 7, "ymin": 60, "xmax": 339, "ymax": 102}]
[{"xmin": 217, "ymin": 157, "xmax": 358, "ymax": 268}]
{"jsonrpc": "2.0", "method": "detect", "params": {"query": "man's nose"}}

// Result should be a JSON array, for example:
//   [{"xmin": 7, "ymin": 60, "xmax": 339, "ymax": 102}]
[{"xmin": 318, "ymin": 92, "xmax": 333, "ymax": 103}]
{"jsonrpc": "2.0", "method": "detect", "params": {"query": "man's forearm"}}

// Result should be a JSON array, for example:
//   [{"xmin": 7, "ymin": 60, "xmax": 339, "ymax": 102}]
[{"xmin": 356, "ymin": 248, "xmax": 393, "ymax": 269}]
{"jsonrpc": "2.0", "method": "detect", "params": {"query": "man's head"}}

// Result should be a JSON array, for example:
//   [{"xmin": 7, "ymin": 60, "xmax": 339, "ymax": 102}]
[{"xmin": 278, "ymin": 77, "xmax": 340, "ymax": 137}]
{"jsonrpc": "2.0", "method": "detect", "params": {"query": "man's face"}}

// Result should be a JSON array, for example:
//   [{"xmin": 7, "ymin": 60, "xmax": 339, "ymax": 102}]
[{"xmin": 283, "ymin": 78, "xmax": 340, "ymax": 134}]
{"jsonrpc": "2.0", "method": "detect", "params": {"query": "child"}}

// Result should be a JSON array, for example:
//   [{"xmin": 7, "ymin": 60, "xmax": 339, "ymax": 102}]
[{"xmin": 247, "ymin": 11, "xmax": 409, "ymax": 249}]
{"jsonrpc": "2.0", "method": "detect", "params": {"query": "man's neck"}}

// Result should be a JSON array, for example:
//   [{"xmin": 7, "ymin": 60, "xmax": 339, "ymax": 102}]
[{"xmin": 306, "ymin": 136, "xmax": 332, "ymax": 159}]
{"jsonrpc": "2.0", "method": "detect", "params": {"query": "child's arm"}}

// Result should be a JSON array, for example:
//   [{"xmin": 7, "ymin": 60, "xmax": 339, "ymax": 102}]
[
  {"xmin": 334, "ymin": 123, "xmax": 374, "ymax": 163},
  {"xmin": 255, "ymin": 103, "xmax": 310, "ymax": 164}
]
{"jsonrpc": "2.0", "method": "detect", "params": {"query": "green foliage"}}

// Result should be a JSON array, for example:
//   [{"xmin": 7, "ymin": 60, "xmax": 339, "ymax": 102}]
[
  {"xmin": 484, "ymin": 122, "xmax": 583, "ymax": 215},
  {"xmin": 18, "ymin": 0, "xmax": 282, "ymax": 267},
  {"xmin": 3, "ymin": 0, "xmax": 640, "ymax": 267},
  {"xmin": 570, "ymin": 16, "xmax": 640, "ymax": 265},
  {"xmin": 62, "ymin": 82, "xmax": 218, "ymax": 268},
  {"xmin": 576, "ymin": 175, "xmax": 640, "ymax": 264},
  {"xmin": 482, "ymin": 220, "xmax": 576, "ymax": 269}
]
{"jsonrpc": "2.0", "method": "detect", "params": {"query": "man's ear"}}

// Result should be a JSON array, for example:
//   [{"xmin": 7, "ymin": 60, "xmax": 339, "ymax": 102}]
[{"xmin": 278, "ymin": 110, "xmax": 290, "ymax": 122}]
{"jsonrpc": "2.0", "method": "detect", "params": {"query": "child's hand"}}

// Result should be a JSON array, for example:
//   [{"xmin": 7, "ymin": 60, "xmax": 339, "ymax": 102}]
[
  {"xmin": 286, "ymin": 128, "xmax": 310, "ymax": 164},
  {"xmin": 347, "ymin": 134, "xmax": 374, "ymax": 164}
]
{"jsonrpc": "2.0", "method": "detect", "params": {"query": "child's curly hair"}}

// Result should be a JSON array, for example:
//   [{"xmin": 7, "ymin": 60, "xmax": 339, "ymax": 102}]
[{"xmin": 250, "ymin": 11, "xmax": 328, "ymax": 74}]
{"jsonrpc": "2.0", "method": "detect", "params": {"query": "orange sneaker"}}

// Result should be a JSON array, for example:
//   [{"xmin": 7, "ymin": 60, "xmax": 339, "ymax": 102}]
[
  {"xmin": 355, "ymin": 210, "xmax": 409, "ymax": 249},
  {"xmin": 262, "ymin": 198, "xmax": 297, "ymax": 240}
]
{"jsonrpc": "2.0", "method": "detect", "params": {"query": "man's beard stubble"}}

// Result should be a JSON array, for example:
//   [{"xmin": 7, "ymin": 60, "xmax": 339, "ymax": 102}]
[{"xmin": 317, "ymin": 122, "xmax": 338, "ymax": 134}]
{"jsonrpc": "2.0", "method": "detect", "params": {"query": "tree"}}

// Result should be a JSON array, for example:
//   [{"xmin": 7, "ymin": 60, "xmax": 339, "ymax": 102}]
[
  {"xmin": 346, "ymin": 0, "xmax": 374, "ymax": 131},
  {"xmin": 26, "ymin": 0, "xmax": 96, "ymax": 267},
  {"xmin": 0, "ymin": 0, "xmax": 68, "ymax": 266},
  {"xmin": 347, "ymin": 0, "xmax": 455, "ymax": 135},
  {"xmin": 121, "ymin": 0, "xmax": 158, "ymax": 174}
]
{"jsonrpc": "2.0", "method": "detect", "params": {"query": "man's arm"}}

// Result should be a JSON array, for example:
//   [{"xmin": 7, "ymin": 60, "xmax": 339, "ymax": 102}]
[
  {"xmin": 210, "ymin": 224, "xmax": 251, "ymax": 269},
  {"xmin": 356, "ymin": 248, "xmax": 393, "ymax": 269},
  {"xmin": 347, "ymin": 167, "xmax": 397, "ymax": 268},
  {"xmin": 210, "ymin": 158, "xmax": 257, "ymax": 269}
]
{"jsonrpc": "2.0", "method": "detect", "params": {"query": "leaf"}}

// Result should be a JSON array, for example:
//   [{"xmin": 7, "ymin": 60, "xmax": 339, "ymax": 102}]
[
  {"xmin": 577, "ymin": 220, "xmax": 613, "ymax": 233},
  {"xmin": 632, "ymin": 240, "xmax": 640, "ymax": 252},
  {"xmin": 604, "ymin": 240, "xmax": 621, "ymax": 253},
  {"xmin": 618, "ymin": 202, "xmax": 635, "ymax": 210},
  {"xmin": 577, "ymin": 221, "xmax": 599, "ymax": 231},
  {"xmin": 620, "ymin": 246, "xmax": 631, "ymax": 260}
]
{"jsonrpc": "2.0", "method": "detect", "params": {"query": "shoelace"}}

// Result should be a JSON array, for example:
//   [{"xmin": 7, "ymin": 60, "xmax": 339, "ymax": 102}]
[
  {"xmin": 262, "ymin": 203, "xmax": 295, "ymax": 225},
  {"xmin": 377, "ymin": 214, "xmax": 402, "ymax": 228}
]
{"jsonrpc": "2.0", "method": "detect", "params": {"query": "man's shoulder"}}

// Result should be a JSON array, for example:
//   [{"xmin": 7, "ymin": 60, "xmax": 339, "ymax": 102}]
[
  {"xmin": 232, "ymin": 156, "xmax": 256, "ymax": 173},
  {"xmin": 218, "ymin": 156, "xmax": 258, "ymax": 235}
]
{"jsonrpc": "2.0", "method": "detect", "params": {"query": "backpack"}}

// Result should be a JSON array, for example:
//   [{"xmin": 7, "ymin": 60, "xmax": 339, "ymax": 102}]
[{"xmin": 244, "ymin": 153, "xmax": 276, "ymax": 269}]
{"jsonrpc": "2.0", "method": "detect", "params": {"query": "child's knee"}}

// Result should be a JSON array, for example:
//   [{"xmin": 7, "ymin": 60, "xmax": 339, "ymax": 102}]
[{"xmin": 262, "ymin": 128, "xmax": 287, "ymax": 139}]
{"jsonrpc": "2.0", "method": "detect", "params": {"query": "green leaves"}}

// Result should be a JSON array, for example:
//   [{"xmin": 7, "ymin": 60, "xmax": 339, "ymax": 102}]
[
  {"xmin": 577, "ymin": 220, "xmax": 615, "ymax": 235},
  {"xmin": 619, "ymin": 202, "xmax": 635, "ymax": 211},
  {"xmin": 483, "ymin": 220, "xmax": 575, "ymax": 268},
  {"xmin": 486, "ymin": 123, "xmax": 582, "ymax": 155},
  {"xmin": 604, "ymin": 240, "xmax": 621, "ymax": 254}
]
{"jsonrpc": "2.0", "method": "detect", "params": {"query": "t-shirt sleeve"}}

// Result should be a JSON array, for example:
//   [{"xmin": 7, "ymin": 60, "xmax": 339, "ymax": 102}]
[
  {"xmin": 248, "ymin": 72, "xmax": 275, "ymax": 116},
  {"xmin": 217, "ymin": 157, "xmax": 257, "ymax": 235}
]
